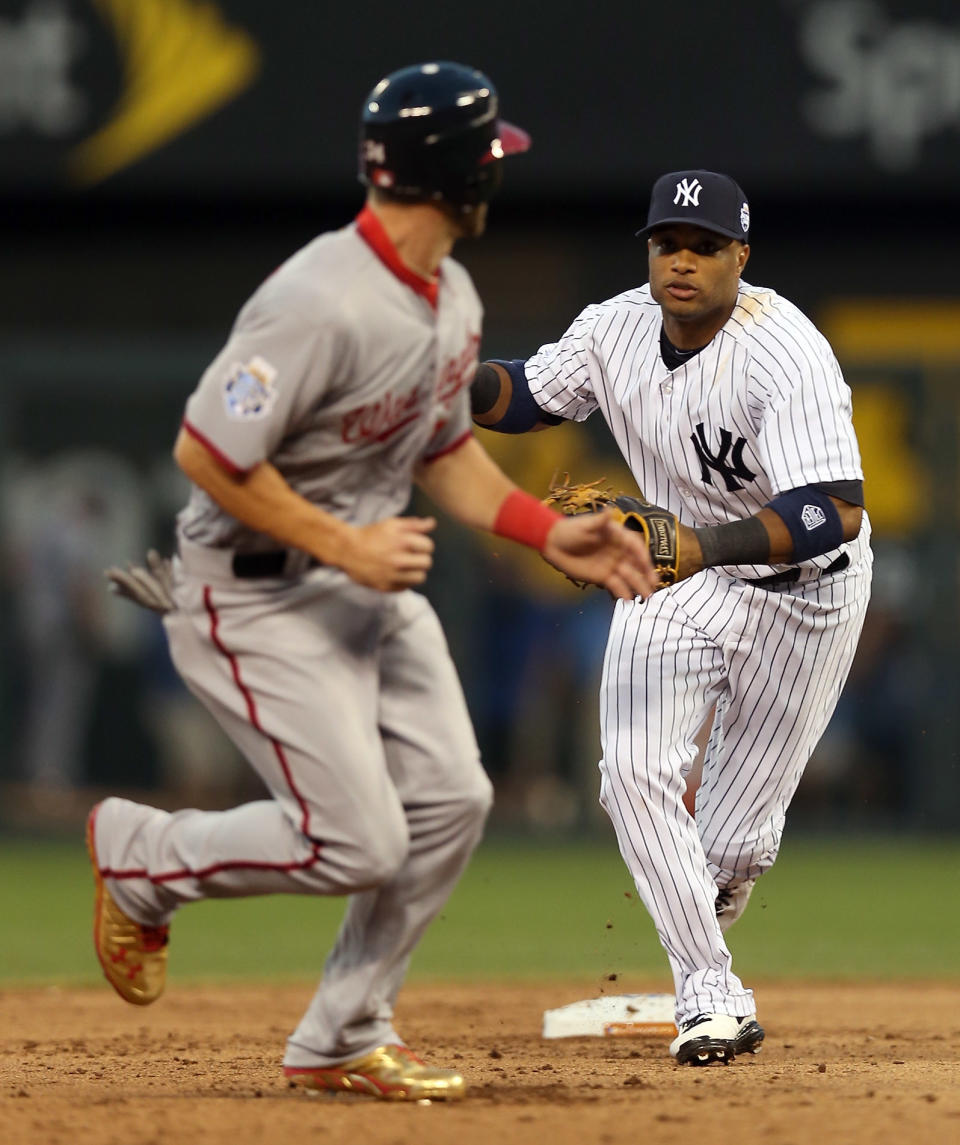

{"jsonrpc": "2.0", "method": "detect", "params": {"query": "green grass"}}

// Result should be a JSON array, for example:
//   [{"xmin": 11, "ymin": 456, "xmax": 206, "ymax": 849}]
[{"xmin": 1, "ymin": 832, "xmax": 958, "ymax": 985}]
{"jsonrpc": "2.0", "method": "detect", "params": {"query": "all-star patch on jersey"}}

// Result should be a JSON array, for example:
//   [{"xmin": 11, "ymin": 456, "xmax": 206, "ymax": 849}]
[{"xmin": 223, "ymin": 356, "xmax": 278, "ymax": 420}]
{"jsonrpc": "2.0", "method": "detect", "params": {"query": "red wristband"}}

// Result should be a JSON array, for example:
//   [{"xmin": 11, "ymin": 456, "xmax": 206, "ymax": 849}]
[{"xmin": 492, "ymin": 490, "xmax": 561, "ymax": 552}]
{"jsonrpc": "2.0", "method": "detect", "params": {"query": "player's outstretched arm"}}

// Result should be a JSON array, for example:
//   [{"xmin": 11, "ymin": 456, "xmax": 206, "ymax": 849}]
[
  {"xmin": 415, "ymin": 435, "xmax": 656, "ymax": 600},
  {"xmin": 547, "ymin": 478, "xmax": 863, "ymax": 589},
  {"xmin": 619, "ymin": 490, "xmax": 863, "ymax": 585},
  {"xmin": 174, "ymin": 429, "xmax": 436, "ymax": 592}
]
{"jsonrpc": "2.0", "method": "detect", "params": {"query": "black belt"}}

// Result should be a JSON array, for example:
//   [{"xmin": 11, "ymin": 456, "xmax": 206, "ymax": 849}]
[
  {"xmin": 745, "ymin": 552, "xmax": 849, "ymax": 590},
  {"xmin": 231, "ymin": 550, "xmax": 319, "ymax": 578}
]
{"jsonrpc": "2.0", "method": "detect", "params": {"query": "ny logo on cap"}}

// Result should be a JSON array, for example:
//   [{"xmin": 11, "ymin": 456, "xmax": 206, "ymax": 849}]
[{"xmin": 674, "ymin": 177, "xmax": 703, "ymax": 207}]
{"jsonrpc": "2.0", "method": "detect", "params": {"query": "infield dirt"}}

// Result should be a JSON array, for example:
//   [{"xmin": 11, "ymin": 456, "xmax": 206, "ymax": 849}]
[{"xmin": 1, "ymin": 981, "xmax": 957, "ymax": 1145}]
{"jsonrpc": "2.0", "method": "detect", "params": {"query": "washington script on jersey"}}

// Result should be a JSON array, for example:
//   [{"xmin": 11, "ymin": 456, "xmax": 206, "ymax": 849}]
[
  {"xmin": 437, "ymin": 334, "xmax": 482, "ymax": 405},
  {"xmin": 340, "ymin": 334, "xmax": 480, "ymax": 446}
]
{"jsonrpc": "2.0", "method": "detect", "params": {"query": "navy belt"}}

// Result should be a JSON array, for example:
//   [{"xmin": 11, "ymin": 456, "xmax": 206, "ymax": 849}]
[
  {"xmin": 231, "ymin": 551, "xmax": 320, "ymax": 578},
  {"xmin": 745, "ymin": 552, "xmax": 849, "ymax": 590}
]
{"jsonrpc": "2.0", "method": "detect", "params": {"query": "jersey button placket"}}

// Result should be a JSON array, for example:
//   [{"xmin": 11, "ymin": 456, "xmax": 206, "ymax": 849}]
[{"xmin": 660, "ymin": 361, "xmax": 681, "ymax": 396}]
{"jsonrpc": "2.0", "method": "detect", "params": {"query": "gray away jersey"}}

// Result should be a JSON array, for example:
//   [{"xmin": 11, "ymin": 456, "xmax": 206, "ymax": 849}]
[
  {"xmin": 178, "ymin": 208, "xmax": 482, "ymax": 550},
  {"xmin": 525, "ymin": 281, "xmax": 869, "ymax": 580}
]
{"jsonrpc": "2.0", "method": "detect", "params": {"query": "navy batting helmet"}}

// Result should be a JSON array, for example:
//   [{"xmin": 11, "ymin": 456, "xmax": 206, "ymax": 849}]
[{"xmin": 359, "ymin": 61, "xmax": 530, "ymax": 208}]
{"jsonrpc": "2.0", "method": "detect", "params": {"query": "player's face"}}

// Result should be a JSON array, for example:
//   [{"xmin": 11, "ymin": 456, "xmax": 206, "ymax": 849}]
[{"xmin": 647, "ymin": 225, "xmax": 750, "ymax": 347}]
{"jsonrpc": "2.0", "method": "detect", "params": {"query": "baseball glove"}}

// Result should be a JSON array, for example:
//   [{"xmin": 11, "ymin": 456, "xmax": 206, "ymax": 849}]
[
  {"xmin": 544, "ymin": 475, "xmax": 680, "ymax": 589},
  {"xmin": 105, "ymin": 549, "xmax": 175, "ymax": 614}
]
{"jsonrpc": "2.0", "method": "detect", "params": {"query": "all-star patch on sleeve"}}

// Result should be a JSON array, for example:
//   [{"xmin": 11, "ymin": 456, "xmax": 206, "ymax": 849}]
[{"xmin": 222, "ymin": 355, "xmax": 279, "ymax": 422}]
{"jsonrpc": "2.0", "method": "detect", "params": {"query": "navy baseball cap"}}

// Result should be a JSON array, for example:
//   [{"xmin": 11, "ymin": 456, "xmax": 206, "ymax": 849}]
[{"xmin": 637, "ymin": 170, "xmax": 750, "ymax": 242}]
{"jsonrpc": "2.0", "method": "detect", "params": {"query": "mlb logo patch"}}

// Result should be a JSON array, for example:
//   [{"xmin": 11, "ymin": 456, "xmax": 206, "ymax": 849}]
[{"xmin": 223, "ymin": 356, "xmax": 278, "ymax": 419}]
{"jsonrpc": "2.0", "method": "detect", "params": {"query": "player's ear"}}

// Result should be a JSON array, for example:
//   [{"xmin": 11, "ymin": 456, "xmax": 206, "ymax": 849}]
[{"xmin": 737, "ymin": 243, "xmax": 750, "ymax": 275}]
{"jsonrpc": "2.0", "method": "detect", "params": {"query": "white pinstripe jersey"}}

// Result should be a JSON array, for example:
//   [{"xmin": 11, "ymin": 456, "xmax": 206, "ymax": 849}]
[
  {"xmin": 177, "ymin": 207, "xmax": 481, "ymax": 550},
  {"xmin": 525, "ymin": 281, "xmax": 870, "ymax": 581}
]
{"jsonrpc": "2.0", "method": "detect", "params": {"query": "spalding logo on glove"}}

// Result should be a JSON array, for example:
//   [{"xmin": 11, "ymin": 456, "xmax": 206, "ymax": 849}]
[{"xmin": 544, "ymin": 475, "xmax": 679, "ymax": 589}]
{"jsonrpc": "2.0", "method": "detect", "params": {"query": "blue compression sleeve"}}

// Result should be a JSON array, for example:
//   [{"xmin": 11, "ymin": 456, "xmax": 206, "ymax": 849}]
[{"xmin": 471, "ymin": 359, "xmax": 561, "ymax": 433}]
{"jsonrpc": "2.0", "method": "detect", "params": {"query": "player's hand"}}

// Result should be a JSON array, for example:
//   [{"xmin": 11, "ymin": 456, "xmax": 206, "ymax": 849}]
[
  {"xmin": 543, "ymin": 511, "xmax": 657, "ymax": 601},
  {"xmin": 337, "ymin": 516, "xmax": 437, "ymax": 592}
]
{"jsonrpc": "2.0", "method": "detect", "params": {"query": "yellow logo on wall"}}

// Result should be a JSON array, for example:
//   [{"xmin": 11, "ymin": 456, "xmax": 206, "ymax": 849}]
[
  {"xmin": 820, "ymin": 299, "xmax": 960, "ymax": 537},
  {"xmin": 68, "ymin": 0, "xmax": 260, "ymax": 185}
]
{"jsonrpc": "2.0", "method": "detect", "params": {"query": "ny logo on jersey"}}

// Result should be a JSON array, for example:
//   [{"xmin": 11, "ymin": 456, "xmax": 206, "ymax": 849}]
[
  {"xmin": 690, "ymin": 423, "xmax": 757, "ymax": 492},
  {"xmin": 674, "ymin": 177, "xmax": 703, "ymax": 207}
]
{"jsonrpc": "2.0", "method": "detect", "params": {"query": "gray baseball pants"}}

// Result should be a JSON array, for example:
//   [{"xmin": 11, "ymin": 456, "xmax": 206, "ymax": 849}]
[{"xmin": 92, "ymin": 549, "xmax": 492, "ymax": 1066}]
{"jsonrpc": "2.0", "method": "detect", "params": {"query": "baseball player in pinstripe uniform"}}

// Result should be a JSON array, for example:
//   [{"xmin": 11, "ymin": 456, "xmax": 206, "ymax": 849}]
[
  {"xmin": 85, "ymin": 62, "xmax": 655, "ymax": 1102},
  {"xmin": 471, "ymin": 170, "xmax": 872, "ymax": 1065}
]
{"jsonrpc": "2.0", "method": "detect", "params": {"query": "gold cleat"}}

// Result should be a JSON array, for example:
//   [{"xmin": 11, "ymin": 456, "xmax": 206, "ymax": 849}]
[
  {"xmin": 283, "ymin": 1044, "xmax": 466, "ymax": 1101},
  {"xmin": 86, "ymin": 804, "xmax": 169, "ymax": 1006}
]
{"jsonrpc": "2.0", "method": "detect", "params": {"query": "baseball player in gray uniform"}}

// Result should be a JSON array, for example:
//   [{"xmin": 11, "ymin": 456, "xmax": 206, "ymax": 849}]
[
  {"xmin": 471, "ymin": 170, "xmax": 872, "ymax": 1065},
  {"xmin": 86, "ymin": 62, "xmax": 656, "ymax": 1102}
]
